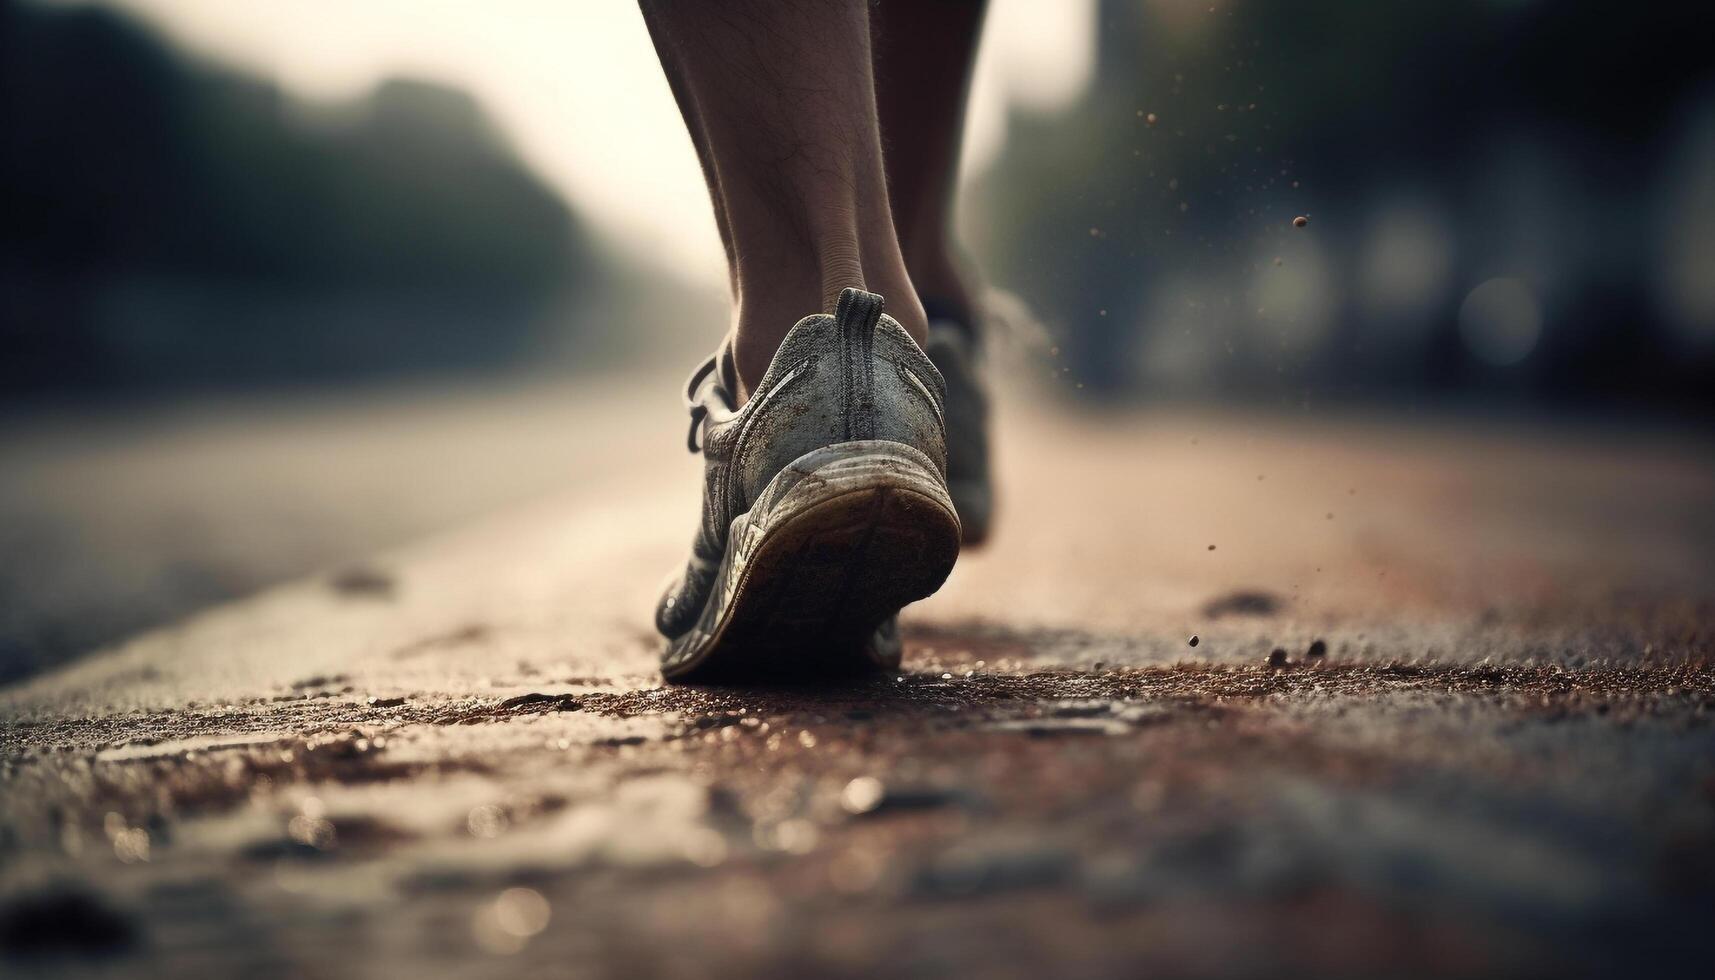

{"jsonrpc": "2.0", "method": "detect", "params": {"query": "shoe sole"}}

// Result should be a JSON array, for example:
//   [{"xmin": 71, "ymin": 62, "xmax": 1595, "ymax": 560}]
[{"xmin": 662, "ymin": 440, "xmax": 961, "ymax": 683}]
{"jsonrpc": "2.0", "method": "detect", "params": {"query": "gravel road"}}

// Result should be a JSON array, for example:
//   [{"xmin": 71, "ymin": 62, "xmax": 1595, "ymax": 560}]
[{"xmin": 3, "ymin": 385, "xmax": 1712, "ymax": 978}]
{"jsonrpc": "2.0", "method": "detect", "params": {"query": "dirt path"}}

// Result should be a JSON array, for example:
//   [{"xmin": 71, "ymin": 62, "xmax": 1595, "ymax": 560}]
[{"xmin": 3, "ymin": 398, "xmax": 1712, "ymax": 978}]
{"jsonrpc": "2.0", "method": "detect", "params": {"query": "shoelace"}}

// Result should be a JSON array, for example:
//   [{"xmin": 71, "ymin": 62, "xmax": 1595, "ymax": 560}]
[{"xmin": 683, "ymin": 352, "xmax": 718, "ymax": 453}]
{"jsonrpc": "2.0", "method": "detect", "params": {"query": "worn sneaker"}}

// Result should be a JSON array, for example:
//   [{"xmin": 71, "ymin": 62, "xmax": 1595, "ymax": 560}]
[
  {"xmin": 924, "ymin": 303, "xmax": 993, "ymax": 545},
  {"xmin": 656, "ymin": 288, "xmax": 962, "ymax": 682}
]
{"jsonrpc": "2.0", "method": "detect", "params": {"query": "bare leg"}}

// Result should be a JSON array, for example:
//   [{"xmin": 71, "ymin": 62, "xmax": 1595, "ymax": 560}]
[
  {"xmin": 872, "ymin": 0, "xmax": 988, "ymax": 323},
  {"xmin": 645, "ymin": 25, "xmax": 736, "ymax": 296},
  {"xmin": 639, "ymin": 0, "xmax": 927, "ymax": 397}
]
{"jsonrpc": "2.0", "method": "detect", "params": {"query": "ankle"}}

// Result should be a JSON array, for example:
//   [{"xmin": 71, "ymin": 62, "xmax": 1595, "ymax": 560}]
[
  {"xmin": 730, "ymin": 224, "xmax": 859, "ymax": 395},
  {"xmin": 732, "ymin": 281, "xmax": 928, "ymax": 398},
  {"xmin": 732, "ymin": 288, "xmax": 810, "ymax": 398},
  {"xmin": 903, "ymin": 241, "xmax": 980, "ymax": 328},
  {"xmin": 730, "ymin": 240, "xmax": 929, "ymax": 396},
  {"xmin": 862, "ymin": 271, "xmax": 928, "ymax": 347}
]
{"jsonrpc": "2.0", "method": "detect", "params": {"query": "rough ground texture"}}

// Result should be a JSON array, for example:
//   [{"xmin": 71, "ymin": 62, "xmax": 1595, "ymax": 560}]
[{"xmin": 2, "ymin": 394, "xmax": 1713, "ymax": 979}]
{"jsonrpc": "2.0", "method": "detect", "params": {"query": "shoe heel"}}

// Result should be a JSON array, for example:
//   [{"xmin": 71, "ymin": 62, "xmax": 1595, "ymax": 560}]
[{"xmin": 662, "ymin": 440, "xmax": 960, "ymax": 681}]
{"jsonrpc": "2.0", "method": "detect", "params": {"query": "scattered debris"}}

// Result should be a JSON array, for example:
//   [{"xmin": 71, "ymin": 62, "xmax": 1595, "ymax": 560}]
[
  {"xmin": 466, "ymin": 804, "xmax": 510, "ymax": 839},
  {"xmin": 594, "ymin": 735, "xmax": 647, "ymax": 748},
  {"xmin": 500, "ymin": 693, "xmax": 583, "ymax": 712},
  {"xmin": 1112, "ymin": 704, "xmax": 1177, "ymax": 727},
  {"xmin": 302, "ymin": 729, "xmax": 382, "ymax": 760},
  {"xmin": 1049, "ymin": 700, "xmax": 1117, "ymax": 719},
  {"xmin": 1268, "ymin": 648, "xmax": 1290, "ymax": 667},
  {"xmin": 366, "ymin": 696, "xmax": 406, "ymax": 708},
  {"xmin": 0, "ymin": 884, "xmax": 137, "ymax": 957},
  {"xmin": 988, "ymin": 717, "xmax": 1130, "ymax": 737},
  {"xmin": 389, "ymin": 624, "xmax": 491, "ymax": 660},
  {"xmin": 841, "ymin": 776, "xmax": 886, "ymax": 814},
  {"xmin": 96, "ymin": 731, "xmax": 293, "ymax": 763},
  {"xmin": 473, "ymin": 887, "xmax": 551, "ymax": 954},
  {"xmin": 328, "ymin": 566, "xmax": 396, "ymax": 599},
  {"xmin": 1202, "ymin": 590, "xmax": 1283, "ymax": 619},
  {"xmin": 911, "ymin": 847, "xmax": 1075, "ymax": 899},
  {"xmin": 841, "ymin": 776, "xmax": 982, "ymax": 819},
  {"xmin": 1306, "ymin": 639, "xmax": 1328, "ymax": 660},
  {"xmin": 323, "ymin": 814, "xmax": 416, "ymax": 848}
]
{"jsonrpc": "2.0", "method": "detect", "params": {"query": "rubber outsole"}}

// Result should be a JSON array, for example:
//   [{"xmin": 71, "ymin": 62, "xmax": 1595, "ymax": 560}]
[{"xmin": 662, "ymin": 441, "xmax": 960, "ymax": 683}]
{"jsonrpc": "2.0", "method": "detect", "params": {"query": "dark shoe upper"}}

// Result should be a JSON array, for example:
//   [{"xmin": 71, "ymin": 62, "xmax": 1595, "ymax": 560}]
[
  {"xmin": 923, "ymin": 302, "xmax": 993, "ymax": 546},
  {"xmin": 655, "ymin": 288, "xmax": 950, "ymax": 642}
]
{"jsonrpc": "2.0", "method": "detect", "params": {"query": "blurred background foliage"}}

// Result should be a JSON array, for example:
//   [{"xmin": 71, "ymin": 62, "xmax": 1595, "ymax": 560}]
[
  {"xmin": 2, "ymin": 0, "xmax": 1713, "ymax": 414},
  {"xmin": 967, "ymin": 0, "xmax": 1715, "ymax": 416},
  {"xmin": 2, "ymin": 0, "xmax": 603, "ymax": 395}
]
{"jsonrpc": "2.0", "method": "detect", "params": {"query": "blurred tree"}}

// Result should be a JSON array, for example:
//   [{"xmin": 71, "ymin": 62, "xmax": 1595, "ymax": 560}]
[{"xmin": 1, "ymin": 1, "xmax": 597, "ymax": 395}]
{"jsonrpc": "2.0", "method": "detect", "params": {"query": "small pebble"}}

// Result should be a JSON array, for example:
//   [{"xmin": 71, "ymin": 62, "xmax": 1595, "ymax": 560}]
[
  {"xmin": 1292, "ymin": 215, "xmax": 1309, "ymax": 228},
  {"xmin": 1306, "ymin": 639, "xmax": 1328, "ymax": 659},
  {"xmin": 1188, "ymin": 634, "xmax": 1201, "ymax": 647},
  {"xmin": 500, "ymin": 692, "xmax": 581, "ymax": 711},
  {"xmin": 1145, "ymin": 112, "xmax": 1159, "ymax": 125},
  {"xmin": 1268, "ymin": 648, "xmax": 1289, "ymax": 667}
]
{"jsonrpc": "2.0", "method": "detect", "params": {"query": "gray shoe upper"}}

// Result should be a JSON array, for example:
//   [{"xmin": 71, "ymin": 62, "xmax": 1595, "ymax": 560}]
[{"xmin": 656, "ymin": 288, "xmax": 950, "ymax": 640}]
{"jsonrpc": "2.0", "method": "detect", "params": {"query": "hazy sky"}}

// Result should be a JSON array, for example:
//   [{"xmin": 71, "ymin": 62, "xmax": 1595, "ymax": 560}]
[{"xmin": 87, "ymin": 0, "xmax": 1096, "ymax": 284}]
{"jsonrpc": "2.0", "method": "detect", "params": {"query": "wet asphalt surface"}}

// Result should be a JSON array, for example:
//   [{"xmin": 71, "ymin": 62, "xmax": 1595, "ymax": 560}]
[{"xmin": 2, "ymin": 395, "xmax": 1713, "ymax": 978}]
